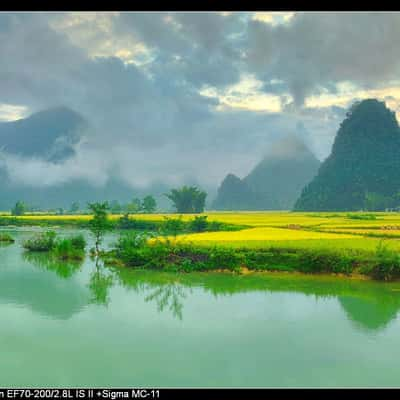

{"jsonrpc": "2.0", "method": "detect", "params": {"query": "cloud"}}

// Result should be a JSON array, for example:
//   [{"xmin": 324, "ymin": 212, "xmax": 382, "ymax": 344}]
[
  {"xmin": 0, "ymin": 12, "xmax": 400, "ymax": 193},
  {"xmin": 244, "ymin": 12, "xmax": 400, "ymax": 107}
]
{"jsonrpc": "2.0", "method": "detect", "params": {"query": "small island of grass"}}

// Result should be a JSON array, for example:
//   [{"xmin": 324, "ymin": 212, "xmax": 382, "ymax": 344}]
[
  {"xmin": 22, "ymin": 231, "xmax": 86, "ymax": 261},
  {"xmin": 0, "ymin": 233, "xmax": 15, "ymax": 243}
]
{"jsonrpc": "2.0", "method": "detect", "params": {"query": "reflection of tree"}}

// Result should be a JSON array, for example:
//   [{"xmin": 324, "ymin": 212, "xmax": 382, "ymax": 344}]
[
  {"xmin": 144, "ymin": 283, "xmax": 188, "ymax": 320},
  {"xmin": 110, "ymin": 268, "xmax": 190, "ymax": 320},
  {"xmin": 111, "ymin": 268, "xmax": 400, "ymax": 330},
  {"xmin": 22, "ymin": 251, "xmax": 82, "ymax": 279},
  {"xmin": 88, "ymin": 257, "xmax": 114, "ymax": 306}
]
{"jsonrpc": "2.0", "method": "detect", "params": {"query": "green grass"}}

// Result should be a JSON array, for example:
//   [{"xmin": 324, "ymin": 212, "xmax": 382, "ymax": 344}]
[
  {"xmin": 104, "ymin": 232, "xmax": 400, "ymax": 280},
  {"xmin": 23, "ymin": 231, "xmax": 86, "ymax": 261}
]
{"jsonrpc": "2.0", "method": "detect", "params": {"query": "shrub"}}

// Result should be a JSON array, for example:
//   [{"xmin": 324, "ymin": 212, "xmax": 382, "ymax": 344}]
[
  {"xmin": 347, "ymin": 213, "xmax": 377, "ymax": 220},
  {"xmin": 0, "ymin": 233, "xmax": 15, "ymax": 243},
  {"xmin": 53, "ymin": 235, "xmax": 87, "ymax": 261},
  {"xmin": 23, "ymin": 231, "xmax": 57, "ymax": 251},
  {"xmin": 70, "ymin": 234, "xmax": 86, "ymax": 250},
  {"xmin": 189, "ymin": 215, "xmax": 209, "ymax": 232},
  {"xmin": 162, "ymin": 217, "xmax": 185, "ymax": 236},
  {"xmin": 118, "ymin": 214, "xmax": 160, "ymax": 230},
  {"xmin": 369, "ymin": 241, "xmax": 400, "ymax": 281}
]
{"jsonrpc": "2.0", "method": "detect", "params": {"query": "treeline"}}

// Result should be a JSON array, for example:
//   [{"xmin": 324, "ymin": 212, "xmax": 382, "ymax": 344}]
[{"xmin": 8, "ymin": 185, "xmax": 208, "ymax": 216}]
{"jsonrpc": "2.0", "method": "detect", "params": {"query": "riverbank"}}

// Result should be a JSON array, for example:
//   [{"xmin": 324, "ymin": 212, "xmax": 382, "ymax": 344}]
[
  {"xmin": 3, "ymin": 211, "xmax": 400, "ymax": 280},
  {"xmin": 102, "ymin": 232, "xmax": 400, "ymax": 281}
]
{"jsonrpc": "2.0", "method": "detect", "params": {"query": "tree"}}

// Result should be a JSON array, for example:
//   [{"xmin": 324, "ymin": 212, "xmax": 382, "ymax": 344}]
[
  {"xmin": 88, "ymin": 202, "xmax": 112, "ymax": 254},
  {"xmin": 70, "ymin": 202, "xmax": 80, "ymax": 214},
  {"xmin": 11, "ymin": 201, "xmax": 26, "ymax": 216},
  {"xmin": 125, "ymin": 198, "xmax": 142, "ymax": 214},
  {"xmin": 165, "ymin": 186, "xmax": 207, "ymax": 213},
  {"xmin": 141, "ymin": 195, "xmax": 157, "ymax": 213},
  {"xmin": 110, "ymin": 200, "xmax": 122, "ymax": 214}
]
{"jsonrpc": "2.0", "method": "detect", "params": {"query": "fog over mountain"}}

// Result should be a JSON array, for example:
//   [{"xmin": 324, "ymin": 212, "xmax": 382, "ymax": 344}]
[
  {"xmin": 1, "ymin": 12, "xmax": 400, "ymax": 208},
  {"xmin": 213, "ymin": 136, "xmax": 320, "ymax": 210}
]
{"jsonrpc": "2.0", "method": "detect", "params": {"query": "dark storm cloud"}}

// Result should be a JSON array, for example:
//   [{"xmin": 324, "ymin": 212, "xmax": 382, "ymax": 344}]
[{"xmin": 244, "ymin": 12, "xmax": 400, "ymax": 106}]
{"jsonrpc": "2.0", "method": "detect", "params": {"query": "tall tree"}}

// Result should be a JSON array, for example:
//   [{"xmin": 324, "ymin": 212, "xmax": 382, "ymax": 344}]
[
  {"xmin": 125, "ymin": 198, "xmax": 142, "ymax": 214},
  {"xmin": 141, "ymin": 195, "xmax": 157, "ymax": 213},
  {"xmin": 11, "ymin": 201, "xmax": 26, "ymax": 216},
  {"xmin": 165, "ymin": 186, "xmax": 207, "ymax": 213},
  {"xmin": 88, "ymin": 202, "xmax": 112, "ymax": 254}
]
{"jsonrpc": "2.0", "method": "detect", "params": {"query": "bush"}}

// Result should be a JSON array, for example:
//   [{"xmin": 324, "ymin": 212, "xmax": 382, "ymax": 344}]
[
  {"xmin": 347, "ymin": 213, "xmax": 377, "ymax": 220},
  {"xmin": 369, "ymin": 241, "xmax": 400, "ymax": 281},
  {"xmin": 70, "ymin": 234, "xmax": 86, "ymax": 250},
  {"xmin": 0, "ymin": 233, "xmax": 15, "ymax": 243},
  {"xmin": 189, "ymin": 216, "xmax": 208, "ymax": 232},
  {"xmin": 162, "ymin": 217, "xmax": 185, "ymax": 236},
  {"xmin": 53, "ymin": 235, "xmax": 87, "ymax": 261},
  {"xmin": 23, "ymin": 231, "xmax": 57, "ymax": 251},
  {"xmin": 118, "ymin": 214, "xmax": 160, "ymax": 230}
]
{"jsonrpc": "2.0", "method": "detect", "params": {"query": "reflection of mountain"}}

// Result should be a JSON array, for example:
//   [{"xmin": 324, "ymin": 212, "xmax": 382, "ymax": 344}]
[
  {"xmin": 0, "ymin": 247, "xmax": 90, "ymax": 320},
  {"xmin": 339, "ymin": 296, "xmax": 400, "ymax": 332},
  {"xmin": 112, "ymin": 268, "xmax": 400, "ymax": 329},
  {"xmin": 0, "ymin": 267, "xmax": 89, "ymax": 320}
]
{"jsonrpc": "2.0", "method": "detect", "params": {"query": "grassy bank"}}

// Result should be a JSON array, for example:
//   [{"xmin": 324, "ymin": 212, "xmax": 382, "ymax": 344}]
[
  {"xmin": 103, "ymin": 231, "xmax": 400, "ymax": 281},
  {"xmin": 0, "ymin": 214, "xmax": 245, "ymax": 234},
  {"xmin": 6, "ymin": 211, "xmax": 400, "ymax": 280}
]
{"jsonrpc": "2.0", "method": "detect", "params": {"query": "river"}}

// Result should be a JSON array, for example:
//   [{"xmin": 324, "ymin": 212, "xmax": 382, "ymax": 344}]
[{"xmin": 1, "ymin": 228, "xmax": 400, "ymax": 387}]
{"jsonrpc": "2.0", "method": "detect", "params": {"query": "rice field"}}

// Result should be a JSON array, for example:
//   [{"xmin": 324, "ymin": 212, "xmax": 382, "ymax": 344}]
[{"xmin": 4, "ymin": 211, "xmax": 400, "ymax": 254}]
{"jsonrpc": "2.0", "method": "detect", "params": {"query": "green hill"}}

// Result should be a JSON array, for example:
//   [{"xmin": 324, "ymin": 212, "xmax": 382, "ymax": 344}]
[{"xmin": 294, "ymin": 99, "xmax": 400, "ymax": 211}]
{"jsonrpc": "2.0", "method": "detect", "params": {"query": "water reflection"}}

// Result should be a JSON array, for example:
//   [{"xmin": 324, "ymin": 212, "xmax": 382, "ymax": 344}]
[
  {"xmin": 144, "ymin": 283, "xmax": 189, "ymax": 320},
  {"xmin": 22, "ymin": 252, "xmax": 83, "ymax": 279},
  {"xmin": 339, "ymin": 295, "xmax": 400, "ymax": 332},
  {"xmin": 112, "ymin": 268, "xmax": 400, "ymax": 330},
  {"xmin": 87, "ymin": 257, "xmax": 114, "ymax": 306},
  {"xmin": 1, "ymin": 256, "xmax": 89, "ymax": 320}
]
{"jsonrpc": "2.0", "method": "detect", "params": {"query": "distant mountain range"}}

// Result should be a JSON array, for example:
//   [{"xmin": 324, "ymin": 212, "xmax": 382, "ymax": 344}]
[
  {"xmin": 0, "ymin": 106, "xmax": 86, "ymax": 162},
  {"xmin": 213, "ymin": 137, "xmax": 321, "ymax": 210},
  {"xmin": 0, "ymin": 107, "xmax": 175, "ymax": 210}
]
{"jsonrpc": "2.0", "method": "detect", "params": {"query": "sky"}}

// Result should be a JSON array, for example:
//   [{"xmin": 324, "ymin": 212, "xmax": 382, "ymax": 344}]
[{"xmin": 1, "ymin": 11, "xmax": 400, "ymax": 190}]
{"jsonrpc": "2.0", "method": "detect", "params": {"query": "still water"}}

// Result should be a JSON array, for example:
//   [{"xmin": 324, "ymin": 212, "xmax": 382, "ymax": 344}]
[{"xmin": 1, "ymin": 228, "xmax": 400, "ymax": 387}]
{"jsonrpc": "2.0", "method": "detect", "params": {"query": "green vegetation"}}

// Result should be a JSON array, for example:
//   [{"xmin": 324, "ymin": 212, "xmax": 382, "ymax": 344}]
[
  {"xmin": 23, "ymin": 231, "xmax": 57, "ymax": 251},
  {"xmin": 295, "ymin": 99, "xmax": 400, "ymax": 211},
  {"xmin": 101, "ymin": 230, "xmax": 400, "ymax": 281},
  {"xmin": 106, "ymin": 232, "xmax": 242, "ymax": 272},
  {"xmin": 141, "ymin": 195, "xmax": 157, "ymax": 213},
  {"xmin": 88, "ymin": 202, "xmax": 113, "ymax": 254},
  {"xmin": 11, "ymin": 201, "xmax": 26, "ymax": 216},
  {"xmin": 0, "ymin": 233, "xmax": 15, "ymax": 243},
  {"xmin": 22, "ymin": 231, "xmax": 86, "ymax": 261},
  {"xmin": 347, "ymin": 213, "xmax": 377, "ymax": 220},
  {"xmin": 165, "ymin": 186, "xmax": 207, "ymax": 213}
]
